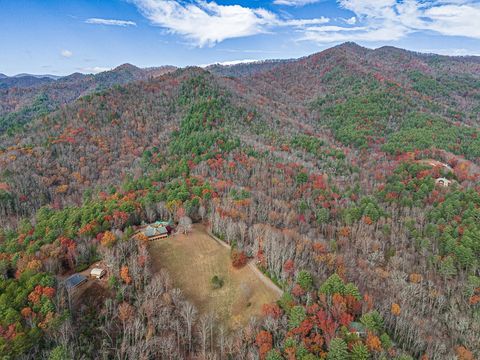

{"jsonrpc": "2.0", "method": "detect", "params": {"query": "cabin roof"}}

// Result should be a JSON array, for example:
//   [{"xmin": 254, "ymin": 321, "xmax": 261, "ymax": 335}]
[
  {"xmin": 153, "ymin": 220, "xmax": 171, "ymax": 226},
  {"xmin": 143, "ymin": 224, "xmax": 168, "ymax": 237}
]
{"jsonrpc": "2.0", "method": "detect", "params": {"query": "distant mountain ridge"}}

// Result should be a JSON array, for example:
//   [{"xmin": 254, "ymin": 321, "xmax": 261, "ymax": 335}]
[
  {"xmin": 0, "ymin": 63, "xmax": 176, "ymax": 133},
  {"xmin": 207, "ymin": 58, "xmax": 292, "ymax": 77},
  {"xmin": 1, "ymin": 43, "xmax": 479, "ymax": 135},
  {"xmin": 0, "ymin": 75, "xmax": 55, "ymax": 90},
  {"xmin": 12, "ymin": 73, "xmax": 62, "ymax": 80}
]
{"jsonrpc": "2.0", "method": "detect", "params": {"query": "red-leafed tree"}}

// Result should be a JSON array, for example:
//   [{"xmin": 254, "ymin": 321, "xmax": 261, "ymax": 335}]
[{"xmin": 255, "ymin": 330, "xmax": 273, "ymax": 360}]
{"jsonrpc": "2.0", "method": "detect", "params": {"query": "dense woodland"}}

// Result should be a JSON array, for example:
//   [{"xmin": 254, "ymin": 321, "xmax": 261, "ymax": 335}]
[{"xmin": 0, "ymin": 43, "xmax": 479, "ymax": 359}]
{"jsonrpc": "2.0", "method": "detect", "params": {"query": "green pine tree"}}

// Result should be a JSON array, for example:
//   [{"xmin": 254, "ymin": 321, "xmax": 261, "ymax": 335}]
[
  {"xmin": 327, "ymin": 338, "xmax": 349, "ymax": 360},
  {"xmin": 350, "ymin": 342, "xmax": 370, "ymax": 360}
]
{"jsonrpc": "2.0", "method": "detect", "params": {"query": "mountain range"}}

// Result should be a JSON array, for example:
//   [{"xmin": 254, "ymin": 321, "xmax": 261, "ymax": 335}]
[{"xmin": 0, "ymin": 43, "xmax": 479, "ymax": 359}]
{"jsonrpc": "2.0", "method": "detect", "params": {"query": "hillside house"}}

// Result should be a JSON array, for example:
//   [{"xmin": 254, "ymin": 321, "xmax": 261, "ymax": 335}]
[
  {"xmin": 435, "ymin": 177, "xmax": 452, "ymax": 187},
  {"xmin": 141, "ymin": 220, "xmax": 173, "ymax": 240}
]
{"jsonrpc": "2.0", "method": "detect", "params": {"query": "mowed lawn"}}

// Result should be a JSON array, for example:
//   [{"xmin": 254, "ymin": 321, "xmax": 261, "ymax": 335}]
[{"xmin": 148, "ymin": 224, "xmax": 280, "ymax": 329}]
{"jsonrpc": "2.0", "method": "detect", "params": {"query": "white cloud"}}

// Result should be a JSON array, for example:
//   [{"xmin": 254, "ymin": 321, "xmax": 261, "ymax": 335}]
[
  {"xmin": 61, "ymin": 49, "xmax": 73, "ymax": 58},
  {"xmin": 421, "ymin": 48, "xmax": 480, "ymax": 56},
  {"xmin": 131, "ymin": 0, "xmax": 480, "ymax": 46},
  {"xmin": 273, "ymin": 0, "xmax": 323, "ymax": 5},
  {"xmin": 282, "ymin": 17, "xmax": 329, "ymax": 26},
  {"xmin": 78, "ymin": 66, "xmax": 111, "ymax": 74},
  {"xmin": 132, "ymin": 0, "xmax": 273, "ymax": 46},
  {"xmin": 200, "ymin": 59, "xmax": 259, "ymax": 67},
  {"xmin": 301, "ymin": 0, "xmax": 480, "ymax": 44},
  {"xmin": 85, "ymin": 18, "xmax": 137, "ymax": 26},
  {"xmin": 131, "ymin": 0, "xmax": 329, "ymax": 46},
  {"xmin": 344, "ymin": 16, "xmax": 357, "ymax": 24},
  {"xmin": 423, "ymin": 4, "xmax": 480, "ymax": 38}
]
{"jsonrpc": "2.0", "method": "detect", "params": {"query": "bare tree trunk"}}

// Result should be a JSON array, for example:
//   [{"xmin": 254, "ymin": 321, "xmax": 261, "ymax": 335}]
[{"xmin": 180, "ymin": 301, "xmax": 197, "ymax": 354}]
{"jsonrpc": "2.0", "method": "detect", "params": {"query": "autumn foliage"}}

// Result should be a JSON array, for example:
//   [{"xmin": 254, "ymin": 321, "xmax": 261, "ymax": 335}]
[
  {"xmin": 101, "ymin": 231, "xmax": 116, "ymax": 247},
  {"xmin": 456, "ymin": 346, "xmax": 474, "ymax": 360},
  {"xmin": 366, "ymin": 333, "xmax": 382, "ymax": 352},
  {"xmin": 255, "ymin": 330, "xmax": 273, "ymax": 359},
  {"xmin": 391, "ymin": 303, "xmax": 401, "ymax": 316},
  {"xmin": 231, "ymin": 250, "xmax": 248, "ymax": 268},
  {"xmin": 120, "ymin": 266, "xmax": 132, "ymax": 285}
]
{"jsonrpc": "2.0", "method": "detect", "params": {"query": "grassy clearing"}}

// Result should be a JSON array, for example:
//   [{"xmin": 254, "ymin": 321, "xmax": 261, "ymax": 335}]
[{"xmin": 148, "ymin": 224, "xmax": 280, "ymax": 329}]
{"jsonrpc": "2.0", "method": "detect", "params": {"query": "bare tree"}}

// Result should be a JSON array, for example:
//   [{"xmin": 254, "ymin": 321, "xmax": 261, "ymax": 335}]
[
  {"xmin": 178, "ymin": 216, "xmax": 193, "ymax": 235},
  {"xmin": 217, "ymin": 325, "xmax": 227, "ymax": 360},
  {"xmin": 180, "ymin": 301, "xmax": 197, "ymax": 354},
  {"xmin": 199, "ymin": 205, "xmax": 207, "ymax": 222},
  {"xmin": 198, "ymin": 314, "xmax": 211, "ymax": 357}
]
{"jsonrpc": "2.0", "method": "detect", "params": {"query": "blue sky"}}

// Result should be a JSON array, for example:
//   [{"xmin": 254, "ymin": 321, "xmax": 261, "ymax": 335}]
[{"xmin": 1, "ymin": 0, "xmax": 480, "ymax": 76}]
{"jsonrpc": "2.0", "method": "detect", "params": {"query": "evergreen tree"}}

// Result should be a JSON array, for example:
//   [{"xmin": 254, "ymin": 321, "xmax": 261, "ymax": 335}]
[
  {"xmin": 319, "ymin": 273, "xmax": 346, "ymax": 296},
  {"xmin": 289, "ymin": 306, "xmax": 307, "ymax": 329},
  {"xmin": 351, "ymin": 342, "xmax": 370, "ymax": 360},
  {"xmin": 266, "ymin": 349, "xmax": 283, "ymax": 360},
  {"xmin": 327, "ymin": 338, "xmax": 349, "ymax": 360},
  {"xmin": 296, "ymin": 270, "xmax": 314, "ymax": 291}
]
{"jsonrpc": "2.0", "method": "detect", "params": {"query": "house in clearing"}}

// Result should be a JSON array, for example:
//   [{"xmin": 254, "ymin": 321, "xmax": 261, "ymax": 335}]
[
  {"xmin": 435, "ymin": 177, "xmax": 452, "ymax": 187},
  {"xmin": 65, "ymin": 274, "xmax": 87, "ymax": 291},
  {"xmin": 141, "ymin": 220, "xmax": 173, "ymax": 240}
]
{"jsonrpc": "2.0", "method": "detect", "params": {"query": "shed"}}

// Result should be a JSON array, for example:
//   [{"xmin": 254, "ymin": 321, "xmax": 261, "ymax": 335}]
[
  {"xmin": 65, "ymin": 274, "xmax": 87, "ymax": 290},
  {"xmin": 90, "ymin": 268, "xmax": 106, "ymax": 279}
]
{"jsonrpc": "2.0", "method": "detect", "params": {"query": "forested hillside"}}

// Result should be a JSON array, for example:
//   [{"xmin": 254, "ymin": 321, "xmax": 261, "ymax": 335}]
[
  {"xmin": 0, "ymin": 43, "xmax": 479, "ymax": 359},
  {"xmin": 0, "ymin": 64, "xmax": 175, "ymax": 135}
]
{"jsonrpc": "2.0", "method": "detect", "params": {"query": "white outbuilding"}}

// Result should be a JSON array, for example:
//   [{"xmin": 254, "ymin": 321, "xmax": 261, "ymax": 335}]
[{"xmin": 90, "ymin": 268, "xmax": 106, "ymax": 279}]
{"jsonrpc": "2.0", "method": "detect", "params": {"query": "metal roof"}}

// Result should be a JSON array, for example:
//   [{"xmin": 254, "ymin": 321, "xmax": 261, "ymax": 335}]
[
  {"xmin": 144, "ymin": 226, "xmax": 157, "ymax": 237},
  {"xmin": 65, "ymin": 274, "xmax": 87, "ymax": 289},
  {"xmin": 143, "ymin": 224, "xmax": 168, "ymax": 237}
]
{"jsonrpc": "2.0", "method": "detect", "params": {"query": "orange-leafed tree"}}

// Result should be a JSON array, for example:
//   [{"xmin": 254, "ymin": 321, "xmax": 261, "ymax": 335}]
[
  {"xmin": 262, "ymin": 303, "xmax": 282, "ymax": 319},
  {"xmin": 255, "ymin": 330, "xmax": 273, "ymax": 360},
  {"xmin": 391, "ymin": 303, "xmax": 401, "ymax": 316},
  {"xmin": 366, "ymin": 332, "xmax": 382, "ymax": 352},
  {"xmin": 43, "ymin": 286, "xmax": 56, "ymax": 299},
  {"xmin": 339, "ymin": 227, "xmax": 351, "ymax": 237},
  {"xmin": 455, "ymin": 346, "xmax": 474, "ymax": 360},
  {"xmin": 120, "ymin": 266, "xmax": 132, "ymax": 285},
  {"xmin": 101, "ymin": 231, "xmax": 116, "ymax": 247},
  {"xmin": 20, "ymin": 307, "xmax": 32, "ymax": 318}
]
